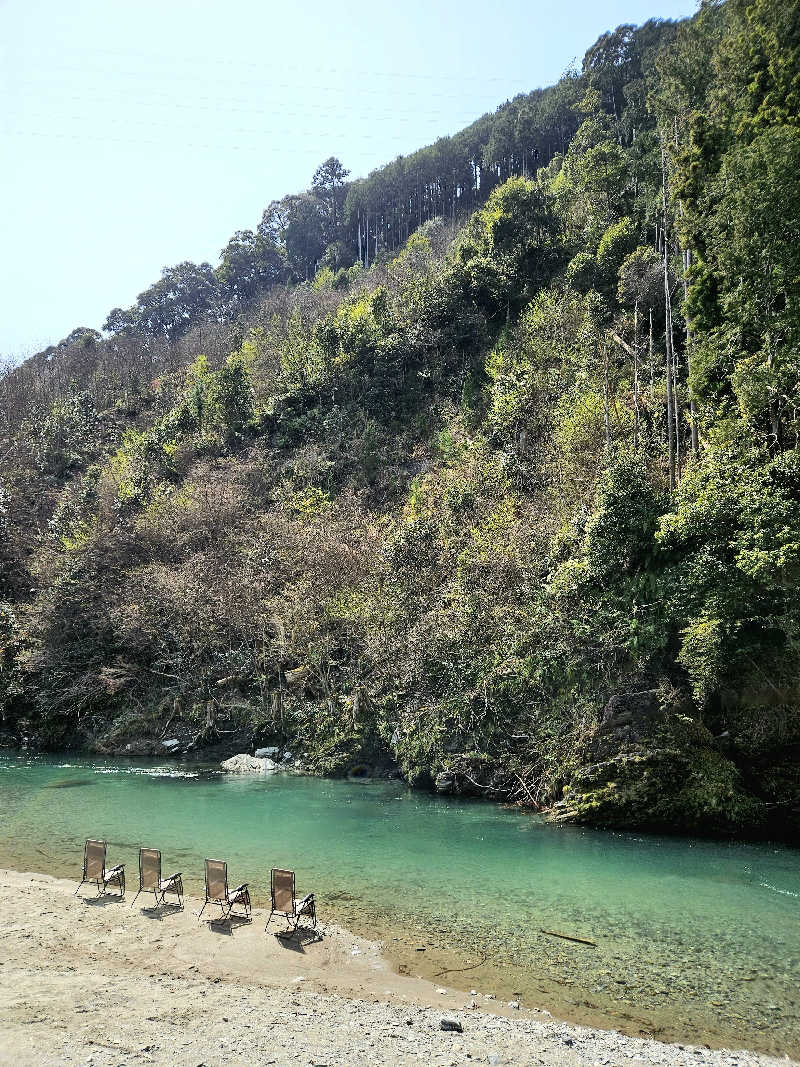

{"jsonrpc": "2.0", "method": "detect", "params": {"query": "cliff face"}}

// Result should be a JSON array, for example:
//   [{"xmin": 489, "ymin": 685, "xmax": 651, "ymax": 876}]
[{"xmin": 2, "ymin": 2, "xmax": 799, "ymax": 839}]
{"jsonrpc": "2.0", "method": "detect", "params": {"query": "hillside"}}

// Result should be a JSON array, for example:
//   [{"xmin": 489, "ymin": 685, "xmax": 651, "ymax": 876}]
[{"xmin": 1, "ymin": 0, "xmax": 799, "ymax": 839}]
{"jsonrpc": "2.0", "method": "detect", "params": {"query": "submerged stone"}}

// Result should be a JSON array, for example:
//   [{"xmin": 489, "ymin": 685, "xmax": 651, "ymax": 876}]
[{"xmin": 45, "ymin": 778, "xmax": 95, "ymax": 789}]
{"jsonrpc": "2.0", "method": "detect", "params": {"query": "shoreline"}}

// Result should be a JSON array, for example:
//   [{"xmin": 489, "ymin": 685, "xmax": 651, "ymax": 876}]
[
  {"xmin": 2, "ymin": 843, "xmax": 794, "ymax": 1055},
  {"xmin": 2, "ymin": 750, "xmax": 799, "ymax": 1056},
  {"xmin": 0, "ymin": 867, "xmax": 796, "ymax": 1066}
]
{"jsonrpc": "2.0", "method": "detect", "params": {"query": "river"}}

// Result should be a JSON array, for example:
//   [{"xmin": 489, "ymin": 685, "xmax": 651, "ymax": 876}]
[{"xmin": 0, "ymin": 752, "xmax": 797, "ymax": 1057}]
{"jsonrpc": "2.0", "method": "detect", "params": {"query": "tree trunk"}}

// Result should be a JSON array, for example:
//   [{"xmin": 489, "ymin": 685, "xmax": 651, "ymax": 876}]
[
  {"xmin": 682, "ymin": 249, "xmax": 700, "ymax": 456},
  {"xmin": 661, "ymin": 139, "xmax": 676, "ymax": 492},
  {"xmin": 633, "ymin": 301, "xmax": 641, "ymax": 450},
  {"xmin": 603, "ymin": 346, "xmax": 611, "ymax": 453}
]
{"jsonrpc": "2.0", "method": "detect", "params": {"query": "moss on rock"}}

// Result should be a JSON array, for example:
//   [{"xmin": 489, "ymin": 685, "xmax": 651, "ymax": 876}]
[{"xmin": 549, "ymin": 691, "xmax": 766, "ymax": 834}]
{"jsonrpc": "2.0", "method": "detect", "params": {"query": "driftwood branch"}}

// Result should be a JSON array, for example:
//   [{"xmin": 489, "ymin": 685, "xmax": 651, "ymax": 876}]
[
  {"xmin": 434, "ymin": 952, "xmax": 492, "ymax": 977},
  {"xmin": 540, "ymin": 929, "xmax": 597, "ymax": 947}
]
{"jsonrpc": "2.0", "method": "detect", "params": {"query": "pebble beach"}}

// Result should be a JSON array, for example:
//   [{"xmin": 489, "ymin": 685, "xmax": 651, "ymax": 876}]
[{"xmin": 0, "ymin": 869, "xmax": 795, "ymax": 1066}]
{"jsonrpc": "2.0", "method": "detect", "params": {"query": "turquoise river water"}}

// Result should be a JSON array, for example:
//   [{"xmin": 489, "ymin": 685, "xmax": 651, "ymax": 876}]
[{"xmin": 0, "ymin": 752, "xmax": 798, "ymax": 1056}]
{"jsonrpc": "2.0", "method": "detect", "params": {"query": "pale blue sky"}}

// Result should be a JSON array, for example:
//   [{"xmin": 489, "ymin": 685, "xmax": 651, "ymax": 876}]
[{"xmin": 0, "ymin": 0, "xmax": 697, "ymax": 361}]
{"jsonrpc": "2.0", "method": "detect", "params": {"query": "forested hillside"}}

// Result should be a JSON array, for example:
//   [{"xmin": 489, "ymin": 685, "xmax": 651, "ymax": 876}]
[{"xmin": 2, "ymin": 0, "xmax": 798, "ymax": 838}]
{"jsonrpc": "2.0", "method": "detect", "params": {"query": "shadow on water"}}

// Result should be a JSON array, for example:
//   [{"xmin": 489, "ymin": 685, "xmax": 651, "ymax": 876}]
[{"xmin": 45, "ymin": 779, "xmax": 96, "ymax": 789}]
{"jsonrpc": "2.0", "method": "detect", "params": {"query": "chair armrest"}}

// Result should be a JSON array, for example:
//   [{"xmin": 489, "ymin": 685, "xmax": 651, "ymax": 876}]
[
  {"xmin": 106, "ymin": 864, "xmax": 125, "ymax": 876},
  {"xmin": 296, "ymin": 892, "xmax": 314, "ymax": 908},
  {"xmin": 232, "ymin": 882, "xmax": 248, "ymax": 893}
]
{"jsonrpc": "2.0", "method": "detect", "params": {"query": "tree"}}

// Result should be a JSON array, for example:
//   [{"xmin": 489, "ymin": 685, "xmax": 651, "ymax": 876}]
[
  {"xmin": 216, "ymin": 230, "xmax": 287, "ymax": 312},
  {"xmin": 59, "ymin": 327, "xmax": 101, "ymax": 349},
  {"xmin": 103, "ymin": 306, "xmax": 139, "ymax": 336},
  {"xmin": 311, "ymin": 157, "xmax": 350, "ymax": 241},
  {"xmin": 455, "ymin": 177, "xmax": 559, "ymax": 322},
  {"xmin": 551, "ymin": 89, "xmax": 631, "ymax": 247},
  {"xmin": 132, "ymin": 262, "xmax": 220, "ymax": 341}
]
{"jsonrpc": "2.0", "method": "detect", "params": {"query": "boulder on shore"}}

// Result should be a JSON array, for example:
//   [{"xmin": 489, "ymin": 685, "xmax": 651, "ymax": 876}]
[
  {"xmin": 220, "ymin": 753, "xmax": 279, "ymax": 774},
  {"xmin": 435, "ymin": 771, "xmax": 457, "ymax": 795}
]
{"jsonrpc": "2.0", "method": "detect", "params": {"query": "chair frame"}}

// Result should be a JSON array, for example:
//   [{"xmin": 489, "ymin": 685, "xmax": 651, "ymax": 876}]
[
  {"xmin": 130, "ymin": 847, "xmax": 184, "ymax": 909},
  {"xmin": 75, "ymin": 839, "xmax": 125, "ymax": 898},
  {"xmin": 198, "ymin": 858, "xmax": 251, "ymax": 922},
  {"xmin": 265, "ymin": 867, "xmax": 316, "ymax": 936}
]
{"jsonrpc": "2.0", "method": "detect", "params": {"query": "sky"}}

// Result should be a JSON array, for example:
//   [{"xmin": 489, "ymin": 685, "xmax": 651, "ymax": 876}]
[{"xmin": 0, "ymin": 0, "xmax": 697, "ymax": 362}]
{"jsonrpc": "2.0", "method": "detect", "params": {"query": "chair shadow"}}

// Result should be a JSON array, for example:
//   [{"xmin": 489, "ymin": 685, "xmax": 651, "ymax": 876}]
[
  {"xmin": 80, "ymin": 894, "xmax": 125, "ymax": 907},
  {"xmin": 203, "ymin": 913, "xmax": 252, "ymax": 936},
  {"xmin": 138, "ymin": 903, "xmax": 185, "ymax": 921},
  {"xmin": 272, "ymin": 926, "xmax": 324, "ymax": 953}
]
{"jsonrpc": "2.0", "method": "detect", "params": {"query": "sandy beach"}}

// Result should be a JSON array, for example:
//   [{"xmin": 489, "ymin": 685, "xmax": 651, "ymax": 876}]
[{"xmin": 0, "ymin": 869, "xmax": 795, "ymax": 1066}]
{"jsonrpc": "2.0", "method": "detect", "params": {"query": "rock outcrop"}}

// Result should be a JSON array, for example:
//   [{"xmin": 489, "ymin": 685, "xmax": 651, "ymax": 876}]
[
  {"xmin": 549, "ymin": 688, "xmax": 766, "ymax": 834},
  {"xmin": 220, "ymin": 753, "xmax": 279, "ymax": 774}
]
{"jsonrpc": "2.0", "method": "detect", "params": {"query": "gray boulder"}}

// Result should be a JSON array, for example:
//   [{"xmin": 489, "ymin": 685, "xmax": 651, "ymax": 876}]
[
  {"xmin": 439, "ymin": 1017, "xmax": 463, "ymax": 1032},
  {"xmin": 220, "ymin": 753, "xmax": 279, "ymax": 774}
]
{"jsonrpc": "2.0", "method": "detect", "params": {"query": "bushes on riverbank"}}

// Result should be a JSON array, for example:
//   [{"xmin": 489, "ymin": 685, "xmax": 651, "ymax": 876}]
[{"xmin": 1, "ymin": 0, "xmax": 799, "ymax": 838}]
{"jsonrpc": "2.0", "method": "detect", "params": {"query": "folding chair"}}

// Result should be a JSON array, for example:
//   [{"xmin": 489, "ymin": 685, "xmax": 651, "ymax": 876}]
[
  {"xmin": 198, "ymin": 858, "xmax": 251, "ymax": 922},
  {"xmin": 75, "ymin": 839, "xmax": 125, "ymax": 898},
  {"xmin": 130, "ymin": 847, "xmax": 183, "ymax": 909},
  {"xmin": 265, "ymin": 868, "xmax": 316, "ymax": 936}
]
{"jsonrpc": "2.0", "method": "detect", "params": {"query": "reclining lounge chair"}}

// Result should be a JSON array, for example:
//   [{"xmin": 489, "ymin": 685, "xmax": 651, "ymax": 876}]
[
  {"xmin": 130, "ymin": 847, "xmax": 184, "ymax": 909},
  {"xmin": 265, "ymin": 868, "xmax": 316, "ymax": 936},
  {"xmin": 198, "ymin": 858, "xmax": 251, "ymax": 922},
  {"xmin": 75, "ymin": 839, "xmax": 125, "ymax": 898}
]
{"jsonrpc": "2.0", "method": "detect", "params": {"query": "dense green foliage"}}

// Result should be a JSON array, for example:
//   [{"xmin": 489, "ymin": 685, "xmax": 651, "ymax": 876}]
[{"xmin": 1, "ymin": 0, "xmax": 798, "ymax": 837}]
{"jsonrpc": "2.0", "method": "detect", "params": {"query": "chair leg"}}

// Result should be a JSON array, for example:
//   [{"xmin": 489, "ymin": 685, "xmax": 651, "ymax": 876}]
[
  {"xmin": 166, "ymin": 876, "xmax": 184, "ymax": 909},
  {"xmin": 166, "ymin": 881, "xmax": 183, "ymax": 910},
  {"xmin": 130, "ymin": 887, "xmax": 142, "ymax": 908},
  {"xmin": 198, "ymin": 899, "xmax": 208, "ymax": 920}
]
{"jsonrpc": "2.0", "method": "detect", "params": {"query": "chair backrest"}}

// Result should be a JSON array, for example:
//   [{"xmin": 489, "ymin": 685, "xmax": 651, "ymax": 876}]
[
  {"xmin": 85, "ymin": 839, "xmax": 106, "ymax": 880},
  {"xmin": 139, "ymin": 848, "xmax": 161, "ymax": 890},
  {"xmin": 205, "ymin": 858, "xmax": 228, "ymax": 903},
  {"xmin": 272, "ymin": 868, "xmax": 295, "ymax": 915}
]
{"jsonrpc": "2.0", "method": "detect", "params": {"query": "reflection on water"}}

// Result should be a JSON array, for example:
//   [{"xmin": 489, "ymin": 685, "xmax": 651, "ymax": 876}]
[{"xmin": 0, "ymin": 751, "xmax": 798, "ymax": 1057}]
